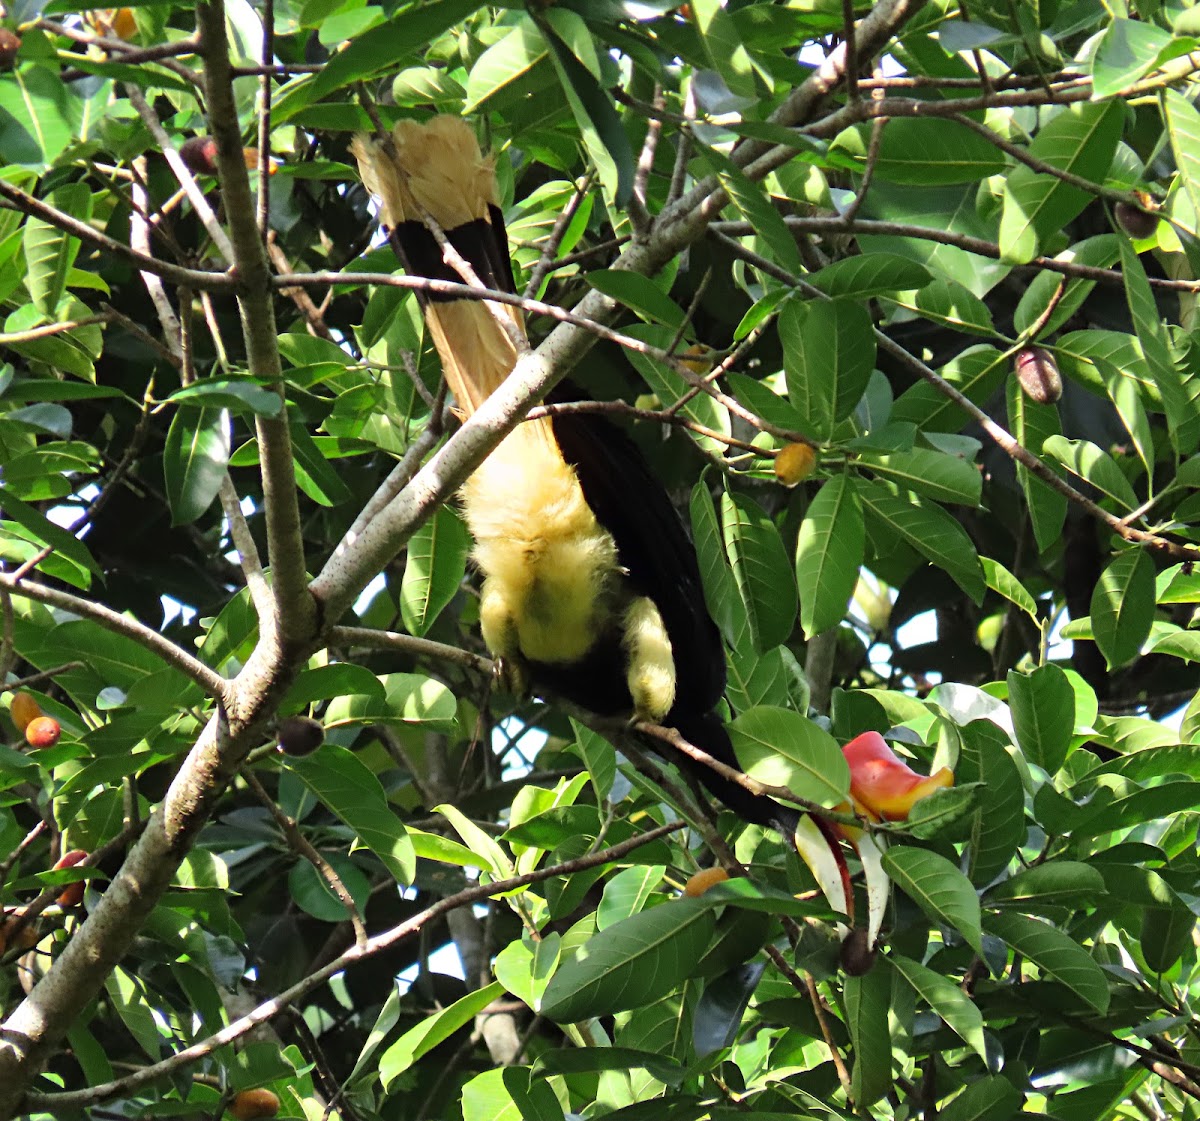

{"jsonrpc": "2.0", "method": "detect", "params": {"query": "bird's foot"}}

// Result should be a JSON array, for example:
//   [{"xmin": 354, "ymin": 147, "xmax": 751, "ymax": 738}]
[{"xmin": 492, "ymin": 654, "xmax": 529, "ymax": 699}]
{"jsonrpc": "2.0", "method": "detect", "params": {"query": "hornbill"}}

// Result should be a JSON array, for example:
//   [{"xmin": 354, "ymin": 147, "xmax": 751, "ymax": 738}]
[{"xmin": 352, "ymin": 117, "xmax": 893, "ymax": 953}]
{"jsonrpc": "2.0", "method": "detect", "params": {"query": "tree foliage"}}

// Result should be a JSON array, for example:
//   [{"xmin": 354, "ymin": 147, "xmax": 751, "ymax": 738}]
[{"xmin": 1, "ymin": 0, "xmax": 1200, "ymax": 1119}]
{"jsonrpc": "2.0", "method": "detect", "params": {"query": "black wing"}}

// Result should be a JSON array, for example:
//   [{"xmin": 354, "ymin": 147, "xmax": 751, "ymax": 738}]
[{"xmin": 548, "ymin": 398, "xmax": 727, "ymax": 719}]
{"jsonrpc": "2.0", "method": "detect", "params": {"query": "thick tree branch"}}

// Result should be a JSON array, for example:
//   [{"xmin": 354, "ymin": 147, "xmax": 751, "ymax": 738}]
[{"xmin": 197, "ymin": 0, "xmax": 315, "ymax": 650}]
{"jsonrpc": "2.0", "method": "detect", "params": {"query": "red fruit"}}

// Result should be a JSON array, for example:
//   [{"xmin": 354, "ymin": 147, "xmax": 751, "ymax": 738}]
[
  {"xmin": 54, "ymin": 850, "xmax": 88, "ymax": 907},
  {"xmin": 841, "ymin": 732, "xmax": 953, "ymax": 822},
  {"xmin": 180, "ymin": 136, "xmax": 220, "ymax": 176},
  {"xmin": 25, "ymin": 715, "xmax": 61, "ymax": 749}
]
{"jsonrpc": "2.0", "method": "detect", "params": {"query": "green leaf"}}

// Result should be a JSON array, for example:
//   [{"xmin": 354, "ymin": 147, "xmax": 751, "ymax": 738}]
[
  {"xmin": 324, "ymin": 672, "xmax": 457, "ymax": 732},
  {"xmin": 1164, "ymin": 88, "xmax": 1200, "ymax": 243},
  {"xmin": 690, "ymin": 482, "xmax": 742, "ymax": 648},
  {"xmin": 277, "ymin": 0, "xmax": 485, "ymax": 118},
  {"xmin": 539, "ymin": 896, "xmax": 716, "ymax": 1021},
  {"xmin": 1092, "ymin": 19, "xmax": 1172, "ymax": 99},
  {"xmin": 286, "ymin": 746, "xmax": 416, "ymax": 885},
  {"xmin": 883, "ymin": 846, "xmax": 983, "ymax": 954},
  {"xmin": 859, "ymin": 447, "xmax": 982, "ymax": 506},
  {"xmin": 986, "ymin": 860, "xmax": 1106, "ymax": 908},
  {"xmin": 984, "ymin": 912, "xmax": 1110, "ymax": 1011},
  {"xmin": 540, "ymin": 16, "xmax": 633, "ymax": 205},
  {"xmin": 585, "ymin": 270, "xmax": 685, "ymax": 329},
  {"xmin": 1118, "ymin": 234, "xmax": 1200, "ymax": 453},
  {"xmin": 807, "ymin": 254, "xmax": 932, "ymax": 299},
  {"xmin": 721, "ymin": 491, "xmax": 797, "ymax": 652},
  {"xmin": 1042, "ymin": 435, "xmax": 1139, "ymax": 511},
  {"xmin": 858, "ymin": 479, "xmax": 985, "ymax": 602},
  {"xmin": 936, "ymin": 1076, "xmax": 1022, "ymax": 1121},
  {"xmin": 981, "ymin": 557, "xmax": 1038, "ymax": 621},
  {"xmin": 795, "ymin": 473, "xmax": 863, "ymax": 639},
  {"xmin": 401, "ymin": 505, "xmax": 469, "ymax": 637},
  {"xmin": 380, "ymin": 981, "xmax": 504, "ymax": 1086},
  {"xmin": 834, "ymin": 118, "xmax": 1008, "ymax": 185},
  {"xmin": 1090, "ymin": 548, "xmax": 1155, "ymax": 669},
  {"xmin": 781, "ymin": 300, "xmax": 876, "ymax": 441},
  {"xmin": 906, "ymin": 278, "xmax": 996, "ymax": 336},
  {"xmin": 691, "ymin": 0, "xmax": 756, "ymax": 98},
  {"xmin": 1141, "ymin": 903, "xmax": 1196, "ymax": 973},
  {"xmin": 729, "ymin": 706, "xmax": 849, "ymax": 807},
  {"xmin": 23, "ymin": 183, "xmax": 89, "ymax": 316},
  {"xmin": 167, "ymin": 378, "xmax": 283, "ymax": 417},
  {"xmin": 999, "ymin": 100, "xmax": 1124, "ymax": 263},
  {"xmin": 1012, "ymin": 235, "xmax": 1119, "ymax": 339},
  {"xmin": 888, "ymin": 953, "xmax": 987, "ymax": 1060},
  {"xmin": 1007, "ymin": 663, "xmax": 1075, "ymax": 774},
  {"xmin": 163, "ymin": 407, "xmax": 230, "ymax": 526},
  {"xmin": 844, "ymin": 965, "xmax": 891, "ymax": 1106},
  {"xmin": 1006, "ymin": 376, "xmax": 1066, "ymax": 552},
  {"xmin": 892, "ymin": 345, "xmax": 1007, "ymax": 433},
  {"xmin": 464, "ymin": 19, "xmax": 548, "ymax": 111},
  {"xmin": 0, "ymin": 487, "xmax": 99, "ymax": 583}
]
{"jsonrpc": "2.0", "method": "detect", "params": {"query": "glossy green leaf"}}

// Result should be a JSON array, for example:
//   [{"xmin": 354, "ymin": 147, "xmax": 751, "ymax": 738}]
[
  {"xmin": 1008, "ymin": 663, "xmax": 1075, "ymax": 774},
  {"xmin": 729, "ymin": 705, "xmax": 849, "ymax": 807},
  {"xmin": 844, "ymin": 965, "xmax": 891, "ymax": 1106},
  {"xmin": 324, "ymin": 672, "xmax": 457, "ymax": 732},
  {"xmin": 1092, "ymin": 19, "xmax": 1172, "ymax": 98},
  {"xmin": 936, "ymin": 1076, "xmax": 1022, "ymax": 1121},
  {"xmin": 380, "ymin": 981, "xmax": 504, "ymax": 1086},
  {"xmin": 585, "ymin": 270, "xmax": 685, "ymax": 328},
  {"xmin": 858, "ymin": 479, "xmax": 985, "ymax": 602},
  {"xmin": 999, "ymin": 100, "xmax": 1124, "ymax": 263},
  {"xmin": 807, "ymin": 253, "xmax": 932, "ymax": 299},
  {"xmin": 163, "ymin": 407, "xmax": 230, "ymax": 526},
  {"xmin": 984, "ymin": 912, "xmax": 1110, "ymax": 1011},
  {"xmin": 860, "ymin": 446, "xmax": 982, "ymax": 506},
  {"xmin": 539, "ymin": 896, "xmax": 716, "ymax": 1021},
  {"xmin": 889, "ymin": 953, "xmax": 987, "ymax": 1060},
  {"xmin": 835, "ymin": 118, "xmax": 1008, "ymax": 185},
  {"xmin": 23, "ymin": 183, "xmax": 89, "ymax": 316},
  {"xmin": 721, "ymin": 491, "xmax": 797, "ymax": 652},
  {"xmin": 1042, "ymin": 435, "xmax": 1139, "ymax": 511},
  {"xmin": 796, "ymin": 473, "xmax": 863, "ymax": 639},
  {"xmin": 1090, "ymin": 548, "xmax": 1155, "ymax": 669},
  {"xmin": 1006, "ymin": 376, "xmax": 1067, "ymax": 552},
  {"xmin": 401, "ymin": 505, "xmax": 469, "ymax": 637},
  {"xmin": 286, "ymin": 746, "xmax": 416, "ymax": 885},
  {"xmin": 884, "ymin": 846, "xmax": 983, "ymax": 954},
  {"xmin": 781, "ymin": 300, "xmax": 876, "ymax": 441}
]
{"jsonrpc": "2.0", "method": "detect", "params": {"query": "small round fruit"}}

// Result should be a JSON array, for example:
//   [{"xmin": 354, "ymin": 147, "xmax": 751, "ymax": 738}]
[
  {"xmin": 1013, "ymin": 346, "xmax": 1062, "ymax": 405},
  {"xmin": 10, "ymin": 691, "xmax": 43, "ymax": 733},
  {"xmin": 54, "ymin": 849, "xmax": 88, "ymax": 907},
  {"xmin": 1115, "ymin": 201, "xmax": 1159, "ymax": 240},
  {"xmin": 0, "ymin": 908, "xmax": 39, "ymax": 955},
  {"xmin": 180, "ymin": 136, "xmax": 220, "ymax": 176},
  {"xmin": 840, "ymin": 926, "xmax": 876, "ymax": 976},
  {"xmin": 684, "ymin": 867, "xmax": 730, "ymax": 897},
  {"xmin": 774, "ymin": 443, "xmax": 818, "ymax": 487},
  {"xmin": 25, "ymin": 715, "xmax": 61, "ymax": 749},
  {"xmin": 277, "ymin": 715, "xmax": 324, "ymax": 757},
  {"xmin": 229, "ymin": 1088, "xmax": 280, "ymax": 1120},
  {"xmin": 0, "ymin": 28, "xmax": 21, "ymax": 68}
]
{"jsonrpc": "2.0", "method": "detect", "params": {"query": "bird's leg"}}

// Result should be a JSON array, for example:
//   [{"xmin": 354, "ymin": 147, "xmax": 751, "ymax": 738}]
[
  {"xmin": 480, "ymin": 579, "xmax": 529, "ymax": 697},
  {"xmin": 622, "ymin": 596, "xmax": 677, "ymax": 722}
]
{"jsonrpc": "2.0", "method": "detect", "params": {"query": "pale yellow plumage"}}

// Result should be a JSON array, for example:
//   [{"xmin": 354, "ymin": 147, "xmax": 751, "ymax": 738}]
[{"xmin": 352, "ymin": 117, "xmax": 676, "ymax": 718}]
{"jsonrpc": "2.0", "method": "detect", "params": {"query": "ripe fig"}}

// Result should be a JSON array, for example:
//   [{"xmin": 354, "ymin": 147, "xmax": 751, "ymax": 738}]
[
  {"xmin": 25, "ymin": 715, "xmax": 61, "ymax": 749},
  {"xmin": 10, "ymin": 691, "xmax": 42, "ymax": 733},
  {"xmin": 229, "ymin": 1088, "xmax": 280, "ymax": 1120},
  {"xmin": 54, "ymin": 850, "xmax": 88, "ymax": 907},
  {"xmin": 1013, "ymin": 346, "xmax": 1062, "ymax": 405},
  {"xmin": 179, "ymin": 136, "xmax": 220, "ymax": 176},
  {"xmin": 774, "ymin": 442, "xmax": 818, "ymax": 487},
  {"xmin": 277, "ymin": 715, "xmax": 324, "ymax": 757},
  {"xmin": 683, "ymin": 867, "xmax": 730, "ymax": 897},
  {"xmin": 1115, "ymin": 201, "xmax": 1159, "ymax": 240}
]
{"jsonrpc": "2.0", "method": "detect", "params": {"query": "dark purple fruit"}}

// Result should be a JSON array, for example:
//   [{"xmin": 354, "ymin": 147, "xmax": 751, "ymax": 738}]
[
  {"xmin": 840, "ymin": 926, "xmax": 877, "ymax": 976},
  {"xmin": 277, "ymin": 715, "xmax": 324, "ymax": 757},
  {"xmin": 1115, "ymin": 201, "xmax": 1159, "ymax": 240},
  {"xmin": 0, "ymin": 29, "xmax": 21, "ymax": 68}
]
